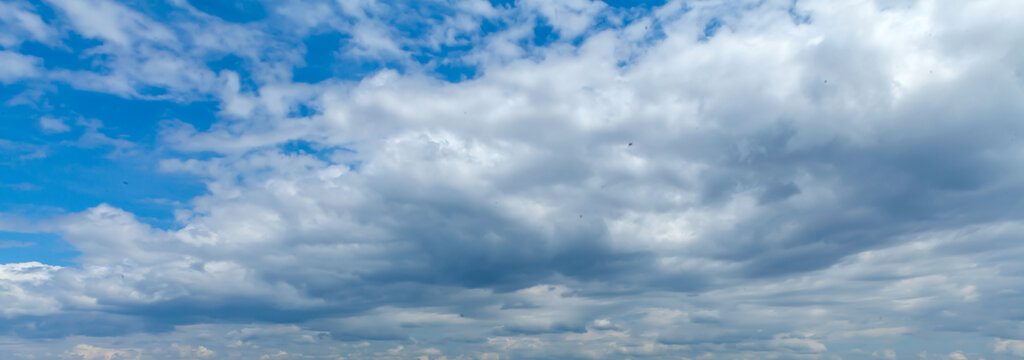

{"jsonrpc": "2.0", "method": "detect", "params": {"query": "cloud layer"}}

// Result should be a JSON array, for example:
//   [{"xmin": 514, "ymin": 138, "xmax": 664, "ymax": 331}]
[{"xmin": 2, "ymin": 0, "xmax": 1024, "ymax": 359}]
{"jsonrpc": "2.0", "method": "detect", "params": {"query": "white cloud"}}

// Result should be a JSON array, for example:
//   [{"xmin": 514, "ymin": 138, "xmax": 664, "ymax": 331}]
[
  {"xmin": 170, "ymin": 343, "xmax": 215, "ymax": 358},
  {"xmin": 770, "ymin": 336, "xmax": 828, "ymax": 353},
  {"xmin": 0, "ymin": 262, "xmax": 62, "ymax": 318},
  {"xmin": 40, "ymin": 117, "xmax": 71, "ymax": 133},
  {"xmin": 0, "ymin": 262, "xmax": 58, "ymax": 283},
  {"xmin": 0, "ymin": 50, "xmax": 42, "ymax": 83},
  {"xmin": 63, "ymin": 344, "xmax": 141, "ymax": 360},
  {"xmin": 994, "ymin": 339, "xmax": 1024, "ymax": 357},
  {"xmin": 948, "ymin": 351, "xmax": 969, "ymax": 360},
  {"xmin": 0, "ymin": 240, "xmax": 36, "ymax": 248},
  {"xmin": 521, "ymin": 0, "xmax": 607, "ymax": 39},
  {"xmin": 876, "ymin": 349, "xmax": 898, "ymax": 360},
  {"xmin": 0, "ymin": 1, "xmax": 57, "ymax": 47},
  {"xmin": 839, "ymin": 327, "xmax": 911, "ymax": 339},
  {"xmin": 45, "ymin": 0, "xmax": 174, "ymax": 47}
]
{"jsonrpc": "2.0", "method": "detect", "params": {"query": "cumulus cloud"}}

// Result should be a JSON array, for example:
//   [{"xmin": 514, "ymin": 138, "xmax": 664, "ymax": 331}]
[{"xmin": 1, "ymin": 0, "xmax": 1023, "ymax": 358}]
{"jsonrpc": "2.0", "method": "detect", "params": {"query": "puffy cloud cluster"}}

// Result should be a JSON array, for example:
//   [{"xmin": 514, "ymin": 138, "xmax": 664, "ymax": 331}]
[{"xmin": 2, "ymin": 0, "xmax": 1024, "ymax": 358}]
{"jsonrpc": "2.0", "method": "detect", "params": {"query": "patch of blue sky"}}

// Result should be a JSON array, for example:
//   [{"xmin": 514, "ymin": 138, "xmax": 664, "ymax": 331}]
[
  {"xmin": 292, "ymin": 32, "xmax": 387, "ymax": 84},
  {"xmin": 0, "ymin": 93, "xmax": 47, "ymax": 137},
  {"xmin": 0, "ymin": 231, "xmax": 80, "ymax": 266},
  {"xmin": 294, "ymin": 27, "xmax": 459, "ymax": 84},
  {"xmin": 487, "ymin": 0, "xmax": 515, "ymax": 8},
  {"xmin": 278, "ymin": 139, "xmax": 350, "ymax": 165},
  {"xmin": 432, "ymin": 60, "xmax": 479, "ymax": 83},
  {"xmin": 479, "ymin": 16, "xmax": 504, "ymax": 34},
  {"xmin": 287, "ymin": 102, "xmax": 315, "ymax": 118},
  {"xmin": 282, "ymin": 1, "xmax": 676, "ymax": 85},
  {"xmin": 206, "ymin": 53, "xmax": 260, "ymax": 91},
  {"xmin": 11, "ymin": 86, "xmax": 220, "ymax": 141},
  {"xmin": 16, "ymin": 33, "xmax": 106, "ymax": 72},
  {"xmin": 530, "ymin": 17, "xmax": 558, "ymax": 48},
  {"xmin": 1, "ymin": 88, "xmax": 212, "ymax": 228},
  {"xmin": 13, "ymin": 0, "xmax": 59, "ymax": 26},
  {"xmin": 0, "ymin": 142, "xmax": 206, "ymax": 229},
  {"xmin": 389, "ymin": 3, "xmax": 485, "ymax": 82},
  {"xmin": 700, "ymin": 17, "xmax": 721, "ymax": 41},
  {"xmin": 788, "ymin": 2, "xmax": 812, "ymax": 25}
]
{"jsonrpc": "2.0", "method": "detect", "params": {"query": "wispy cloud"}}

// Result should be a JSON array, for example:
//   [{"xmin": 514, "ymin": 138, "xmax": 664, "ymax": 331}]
[{"xmin": 0, "ymin": 240, "xmax": 35, "ymax": 248}]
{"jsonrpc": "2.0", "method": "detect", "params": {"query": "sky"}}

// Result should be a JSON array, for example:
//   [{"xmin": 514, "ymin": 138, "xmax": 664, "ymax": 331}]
[{"xmin": 1, "ymin": 0, "xmax": 1023, "ymax": 359}]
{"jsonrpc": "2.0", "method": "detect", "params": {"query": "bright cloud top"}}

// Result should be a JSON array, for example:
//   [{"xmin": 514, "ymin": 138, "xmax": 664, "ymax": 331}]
[{"xmin": 1, "ymin": 0, "xmax": 1023, "ymax": 359}]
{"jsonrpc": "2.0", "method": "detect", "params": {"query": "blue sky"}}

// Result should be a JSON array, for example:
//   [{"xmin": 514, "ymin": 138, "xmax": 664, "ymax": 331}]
[{"xmin": 2, "ymin": 0, "xmax": 1024, "ymax": 359}]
